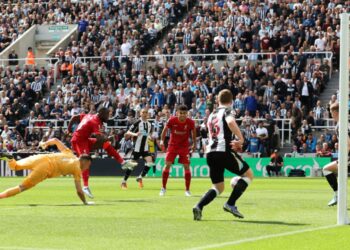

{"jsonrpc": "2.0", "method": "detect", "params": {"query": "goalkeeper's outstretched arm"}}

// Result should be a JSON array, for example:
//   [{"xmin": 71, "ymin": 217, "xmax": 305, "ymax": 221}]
[
  {"xmin": 74, "ymin": 180, "xmax": 87, "ymax": 205},
  {"xmin": 40, "ymin": 138, "xmax": 69, "ymax": 152}
]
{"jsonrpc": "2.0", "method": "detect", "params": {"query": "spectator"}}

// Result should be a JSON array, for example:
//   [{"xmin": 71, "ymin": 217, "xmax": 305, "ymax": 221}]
[
  {"xmin": 316, "ymin": 142, "xmax": 332, "ymax": 157},
  {"xmin": 8, "ymin": 50, "xmax": 18, "ymax": 66},
  {"xmin": 246, "ymin": 131, "xmax": 260, "ymax": 154},
  {"xmin": 26, "ymin": 47, "xmax": 35, "ymax": 66},
  {"xmin": 306, "ymin": 133, "xmax": 317, "ymax": 153},
  {"xmin": 256, "ymin": 121, "xmax": 269, "ymax": 156}
]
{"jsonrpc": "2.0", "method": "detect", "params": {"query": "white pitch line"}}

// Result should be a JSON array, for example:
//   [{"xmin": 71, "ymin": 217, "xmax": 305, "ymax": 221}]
[
  {"xmin": 188, "ymin": 224, "xmax": 339, "ymax": 250},
  {"xmin": 0, "ymin": 247, "xmax": 59, "ymax": 250}
]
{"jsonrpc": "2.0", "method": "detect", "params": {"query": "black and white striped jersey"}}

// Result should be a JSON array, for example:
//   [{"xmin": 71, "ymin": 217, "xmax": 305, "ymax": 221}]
[
  {"xmin": 129, "ymin": 120, "xmax": 153, "ymax": 152},
  {"xmin": 207, "ymin": 106, "xmax": 234, "ymax": 153},
  {"xmin": 152, "ymin": 120, "xmax": 164, "ymax": 138}
]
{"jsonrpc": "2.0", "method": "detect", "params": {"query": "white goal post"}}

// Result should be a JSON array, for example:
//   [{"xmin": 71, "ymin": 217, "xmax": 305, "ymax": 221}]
[{"xmin": 337, "ymin": 13, "xmax": 350, "ymax": 225}]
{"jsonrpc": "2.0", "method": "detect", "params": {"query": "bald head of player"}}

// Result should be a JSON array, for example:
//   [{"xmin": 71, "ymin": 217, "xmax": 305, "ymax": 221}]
[
  {"xmin": 218, "ymin": 89, "xmax": 233, "ymax": 106},
  {"xmin": 140, "ymin": 108, "xmax": 148, "ymax": 121},
  {"xmin": 79, "ymin": 154, "xmax": 92, "ymax": 171},
  {"xmin": 330, "ymin": 102, "xmax": 339, "ymax": 122},
  {"xmin": 98, "ymin": 107, "xmax": 110, "ymax": 123}
]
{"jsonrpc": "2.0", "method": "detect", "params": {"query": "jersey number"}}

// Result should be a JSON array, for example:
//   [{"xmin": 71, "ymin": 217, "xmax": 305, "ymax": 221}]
[
  {"xmin": 76, "ymin": 118, "xmax": 89, "ymax": 131},
  {"xmin": 209, "ymin": 117, "xmax": 220, "ymax": 139}
]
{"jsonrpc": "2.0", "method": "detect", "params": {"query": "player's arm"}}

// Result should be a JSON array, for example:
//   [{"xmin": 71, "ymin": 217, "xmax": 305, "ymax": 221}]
[
  {"xmin": 74, "ymin": 180, "xmax": 88, "ymax": 205},
  {"xmin": 191, "ymin": 124, "xmax": 197, "ymax": 152},
  {"xmin": 125, "ymin": 121, "xmax": 140, "ymax": 138},
  {"xmin": 40, "ymin": 138, "xmax": 70, "ymax": 152},
  {"xmin": 67, "ymin": 115, "xmax": 81, "ymax": 133},
  {"xmin": 125, "ymin": 130, "xmax": 140, "ymax": 137},
  {"xmin": 148, "ymin": 124, "xmax": 154, "ymax": 141},
  {"xmin": 226, "ymin": 116, "xmax": 244, "ymax": 151},
  {"xmin": 160, "ymin": 126, "xmax": 168, "ymax": 147}
]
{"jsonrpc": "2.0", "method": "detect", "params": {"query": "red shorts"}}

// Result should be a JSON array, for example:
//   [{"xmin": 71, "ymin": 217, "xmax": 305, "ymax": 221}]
[
  {"xmin": 71, "ymin": 138, "xmax": 97, "ymax": 156},
  {"xmin": 165, "ymin": 147, "xmax": 190, "ymax": 165}
]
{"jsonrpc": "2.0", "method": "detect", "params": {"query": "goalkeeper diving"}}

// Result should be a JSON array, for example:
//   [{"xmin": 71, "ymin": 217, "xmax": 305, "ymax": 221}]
[{"xmin": 0, "ymin": 138, "xmax": 93, "ymax": 205}]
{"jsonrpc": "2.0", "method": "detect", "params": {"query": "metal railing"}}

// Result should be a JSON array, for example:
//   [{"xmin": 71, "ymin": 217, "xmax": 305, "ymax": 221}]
[
  {"xmin": 0, "ymin": 57, "xmax": 60, "ymax": 84},
  {"xmin": 22, "ymin": 116, "xmax": 341, "ymax": 147},
  {"xmin": 21, "ymin": 117, "xmax": 294, "ymax": 147},
  {"xmin": 72, "ymin": 51, "xmax": 333, "ymax": 76},
  {"xmin": 73, "ymin": 51, "xmax": 333, "ymax": 64}
]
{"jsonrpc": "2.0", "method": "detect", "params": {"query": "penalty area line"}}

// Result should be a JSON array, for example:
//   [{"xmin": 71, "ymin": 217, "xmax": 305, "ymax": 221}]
[{"xmin": 188, "ymin": 224, "xmax": 339, "ymax": 250}]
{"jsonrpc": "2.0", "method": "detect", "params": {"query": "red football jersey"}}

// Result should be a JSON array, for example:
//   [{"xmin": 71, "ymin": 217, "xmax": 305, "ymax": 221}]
[
  {"xmin": 166, "ymin": 116, "xmax": 195, "ymax": 148},
  {"xmin": 72, "ymin": 114, "xmax": 102, "ymax": 140}
]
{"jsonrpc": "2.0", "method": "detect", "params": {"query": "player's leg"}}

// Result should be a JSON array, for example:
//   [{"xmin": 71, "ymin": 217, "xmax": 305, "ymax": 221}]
[
  {"xmin": 193, "ymin": 152, "xmax": 225, "ymax": 220},
  {"xmin": 96, "ymin": 139, "xmax": 137, "ymax": 170},
  {"xmin": 322, "ymin": 160, "xmax": 338, "ymax": 206},
  {"xmin": 160, "ymin": 161, "xmax": 172, "ymax": 196},
  {"xmin": 0, "ymin": 152, "xmax": 37, "ymax": 171},
  {"xmin": 0, "ymin": 163, "xmax": 48, "ymax": 199},
  {"xmin": 136, "ymin": 155, "xmax": 155, "ymax": 188},
  {"xmin": 183, "ymin": 164, "xmax": 192, "ymax": 196},
  {"xmin": 179, "ymin": 150, "xmax": 191, "ymax": 196},
  {"xmin": 224, "ymin": 154, "xmax": 253, "ymax": 219},
  {"xmin": 0, "ymin": 185, "xmax": 22, "ymax": 199},
  {"xmin": 121, "ymin": 152, "xmax": 140, "ymax": 190},
  {"xmin": 139, "ymin": 155, "xmax": 154, "ymax": 178},
  {"xmin": 160, "ymin": 151, "xmax": 176, "ymax": 196}
]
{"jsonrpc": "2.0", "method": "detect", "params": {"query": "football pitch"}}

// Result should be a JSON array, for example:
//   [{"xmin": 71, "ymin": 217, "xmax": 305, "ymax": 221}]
[{"xmin": 0, "ymin": 177, "xmax": 350, "ymax": 250}]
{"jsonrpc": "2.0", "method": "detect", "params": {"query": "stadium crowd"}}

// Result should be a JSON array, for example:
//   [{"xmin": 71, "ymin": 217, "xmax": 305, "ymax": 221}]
[{"xmin": 0, "ymin": 0, "xmax": 347, "ymax": 157}]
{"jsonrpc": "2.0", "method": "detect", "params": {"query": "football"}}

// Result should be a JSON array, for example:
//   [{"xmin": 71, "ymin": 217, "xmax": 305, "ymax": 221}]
[{"xmin": 230, "ymin": 176, "xmax": 241, "ymax": 188}]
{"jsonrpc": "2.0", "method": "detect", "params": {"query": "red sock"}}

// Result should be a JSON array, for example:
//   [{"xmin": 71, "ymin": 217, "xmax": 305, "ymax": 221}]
[
  {"xmin": 162, "ymin": 169, "xmax": 170, "ymax": 189},
  {"xmin": 184, "ymin": 170, "xmax": 191, "ymax": 191},
  {"xmin": 103, "ymin": 141, "xmax": 124, "ymax": 164},
  {"xmin": 82, "ymin": 169, "xmax": 90, "ymax": 187}
]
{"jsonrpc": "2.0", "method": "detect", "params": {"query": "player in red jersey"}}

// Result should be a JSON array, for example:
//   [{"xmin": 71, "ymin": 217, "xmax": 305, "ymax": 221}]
[
  {"xmin": 159, "ymin": 105, "xmax": 196, "ymax": 196},
  {"xmin": 67, "ymin": 107, "xmax": 137, "ymax": 198}
]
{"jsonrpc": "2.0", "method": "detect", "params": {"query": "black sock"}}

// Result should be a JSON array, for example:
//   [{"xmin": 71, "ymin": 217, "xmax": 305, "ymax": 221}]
[
  {"xmin": 141, "ymin": 166, "xmax": 151, "ymax": 177},
  {"xmin": 227, "ymin": 179, "xmax": 249, "ymax": 206},
  {"xmin": 325, "ymin": 173, "xmax": 338, "ymax": 192},
  {"xmin": 196, "ymin": 189, "xmax": 217, "ymax": 210},
  {"xmin": 123, "ymin": 169, "xmax": 132, "ymax": 181}
]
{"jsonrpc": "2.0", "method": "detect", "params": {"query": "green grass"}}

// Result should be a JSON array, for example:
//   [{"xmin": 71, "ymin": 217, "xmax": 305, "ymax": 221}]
[{"xmin": 0, "ymin": 177, "xmax": 349, "ymax": 250}]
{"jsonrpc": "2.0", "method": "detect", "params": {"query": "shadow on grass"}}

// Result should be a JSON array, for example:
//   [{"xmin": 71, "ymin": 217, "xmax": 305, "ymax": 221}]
[
  {"xmin": 7, "ymin": 202, "xmax": 136, "ymax": 207},
  {"xmin": 233, "ymin": 220, "xmax": 309, "ymax": 226},
  {"xmin": 200, "ymin": 219, "xmax": 308, "ymax": 226},
  {"xmin": 191, "ymin": 195, "xmax": 229, "ymax": 199},
  {"xmin": 101, "ymin": 199, "xmax": 151, "ymax": 203},
  {"xmin": 22, "ymin": 203, "xmax": 117, "ymax": 207}
]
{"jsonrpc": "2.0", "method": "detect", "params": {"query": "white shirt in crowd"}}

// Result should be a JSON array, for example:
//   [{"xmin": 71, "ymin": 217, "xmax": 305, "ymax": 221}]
[
  {"xmin": 121, "ymin": 42, "xmax": 132, "ymax": 56},
  {"xmin": 256, "ymin": 126, "xmax": 268, "ymax": 138},
  {"xmin": 302, "ymin": 83, "xmax": 309, "ymax": 96},
  {"xmin": 314, "ymin": 37, "xmax": 326, "ymax": 51}
]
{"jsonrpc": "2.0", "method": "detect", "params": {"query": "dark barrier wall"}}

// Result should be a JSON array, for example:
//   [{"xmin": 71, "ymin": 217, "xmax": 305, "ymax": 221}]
[{"xmin": 90, "ymin": 158, "xmax": 145, "ymax": 176}]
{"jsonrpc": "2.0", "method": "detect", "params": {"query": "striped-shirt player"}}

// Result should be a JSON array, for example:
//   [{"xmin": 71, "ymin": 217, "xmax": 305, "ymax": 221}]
[
  {"xmin": 121, "ymin": 109, "xmax": 156, "ymax": 189},
  {"xmin": 129, "ymin": 119, "xmax": 153, "ymax": 154},
  {"xmin": 193, "ymin": 89, "xmax": 253, "ymax": 221}
]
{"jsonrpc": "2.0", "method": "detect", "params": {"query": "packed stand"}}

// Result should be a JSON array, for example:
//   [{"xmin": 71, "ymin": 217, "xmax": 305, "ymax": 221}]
[
  {"xmin": 161, "ymin": 0, "xmax": 347, "ymax": 67},
  {"xmin": 0, "ymin": 1, "xmax": 52, "ymax": 53},
  {"xmin": 0, "ymin": 0, "xmax": 346, "ymax": 157}
]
